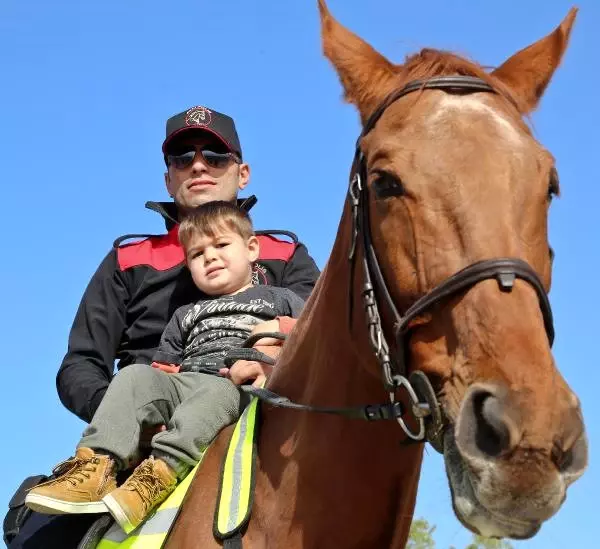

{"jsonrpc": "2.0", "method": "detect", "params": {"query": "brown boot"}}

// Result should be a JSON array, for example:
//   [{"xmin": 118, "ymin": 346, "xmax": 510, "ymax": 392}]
[
  {"xmin": 102, "ymin": 456, "xmax": 177, "ymax": 533},
  {"xmin": 25, "ymin": 447, "xmax": 117, "ymax": 514}
]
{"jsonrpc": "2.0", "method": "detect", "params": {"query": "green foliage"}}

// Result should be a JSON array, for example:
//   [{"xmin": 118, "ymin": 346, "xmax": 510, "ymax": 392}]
[
  {"xmin": 407, "ymin": 518, "xmax": 436, "ymax": 548},
  {"xmin": 407, "ymin": 519, "xmax": 514, "ymax": 549},
  {"xmin": 465, "ymin": 535, "xmax": 514, "ymax": 549}
]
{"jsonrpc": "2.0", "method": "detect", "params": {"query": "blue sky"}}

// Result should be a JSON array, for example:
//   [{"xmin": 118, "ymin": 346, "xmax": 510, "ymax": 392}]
[{"xmin": 1, "ymin": 1, "xmax": 598, "ymax": 547}]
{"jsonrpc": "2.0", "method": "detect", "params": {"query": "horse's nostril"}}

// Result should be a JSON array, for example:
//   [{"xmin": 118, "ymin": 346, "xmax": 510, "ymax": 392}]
[
  {"xmin": 473, "ymin": 392, "xmax": 512, "ymax": 457},
  {"xmin": 557, "ymin": 432, "xmax": 588, "ymax": 484},
  {"xmin": 456, "ymin": 384, "xmax": 522, "ymax": 460},
  {"xmin": 552, "ymin": 444, "xmax": 570, "ymax": 472}
]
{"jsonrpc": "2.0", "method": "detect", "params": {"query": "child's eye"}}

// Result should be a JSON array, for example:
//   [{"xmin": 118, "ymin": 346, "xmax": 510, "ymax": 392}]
[
  {"xmin": 191, "ymin": 250, "xmax": 203, "ymax": 259},
  {"xmin": 216, "ymin": 242, "xmax": 230, "ymax": 248}
]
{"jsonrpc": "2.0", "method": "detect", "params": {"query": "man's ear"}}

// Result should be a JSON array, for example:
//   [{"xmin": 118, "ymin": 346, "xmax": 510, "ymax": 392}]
[
  {"xmin": 238, "ymin": 163, "xmax": 251, "ymax": 190},
  {"xmin": 247, "ymin": 235, "xmax": 260, "ymax": 262}
]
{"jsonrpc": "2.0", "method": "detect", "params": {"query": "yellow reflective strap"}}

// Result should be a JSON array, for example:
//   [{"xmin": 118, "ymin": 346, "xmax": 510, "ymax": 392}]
[
  {"xmin": 217, "ymin": 411, "xmax": 243, "ymax": 533},
  {"xmin": 237, "ymin": 398, "xmax": 258, "ymax": 522},
  {"xmin": 216, "ymin": 396, "xmax": 260, "ymax": 536}
]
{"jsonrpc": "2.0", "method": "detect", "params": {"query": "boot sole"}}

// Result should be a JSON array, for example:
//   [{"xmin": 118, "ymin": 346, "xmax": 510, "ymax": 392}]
[
  {"xmin": 103, "ymin": 493, "xmax": 137, "ymax": 534},
  {"xmin": 25, "ymin": 493, "xmax": 108, "ymax": 514}
]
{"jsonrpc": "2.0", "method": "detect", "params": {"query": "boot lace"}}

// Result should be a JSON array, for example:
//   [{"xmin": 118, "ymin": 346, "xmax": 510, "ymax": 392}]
[
  {"xmin": 124, "ymin": 461, "xmax": 174, "ymax": 512},
  {"xmin": 52, "ymin": 455, "xmax": 101, "ymax": 486}
]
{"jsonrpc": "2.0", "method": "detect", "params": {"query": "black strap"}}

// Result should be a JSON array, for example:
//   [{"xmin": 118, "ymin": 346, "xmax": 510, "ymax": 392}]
[
  {"xmin": 113, "ymin": 233, "xmax": 158, "ymax": 248},
  {"xmin": 396, "ymin": 258, "xmax": 555, "ymax": 344},
  {"xmin": 240, "ymin": 386, "xmax": 405, "ymax": 421},
  {"xmin": 361, "ymin": 76, "xmax": 496, "ymax": 139},
  {"xmin": 76, "ymin": 515, "xmax": 113, "ymax": 549},
  {"xmin": 254, "ymin": 230, "xmax": 299, "ymax": 244},
  {"xmin": 223, "ymin": 532, "xmax": 243, "ymax": 549},
  {"xmin": 242, "ymin": 332, "xmax": 287, "ymax": 348},
  {"xmin": 223, "ymin": 348, "xmax": 276, "ymax": 368},
  {"xmin": 225, "ymin": 330, "xmax": 405, "ymax": 421},
  {"xmin": 222, "ymin": 332, "xmax": 287, "ymax": 367}
]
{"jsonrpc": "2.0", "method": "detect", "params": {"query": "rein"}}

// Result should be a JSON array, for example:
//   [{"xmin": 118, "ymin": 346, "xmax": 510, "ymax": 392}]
[{"xmin": 241, "ymin": 76, "xmax": 555, "ymax": 453}]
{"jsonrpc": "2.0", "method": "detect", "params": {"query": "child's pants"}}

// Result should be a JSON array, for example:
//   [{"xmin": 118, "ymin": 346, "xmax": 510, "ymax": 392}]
[{"xmin": 78, "ymin": 364, "xmax": 247, "ymax": 476}]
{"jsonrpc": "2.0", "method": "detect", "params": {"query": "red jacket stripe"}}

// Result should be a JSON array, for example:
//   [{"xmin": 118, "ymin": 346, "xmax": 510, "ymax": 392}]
[{"xmin": 117, "ymin": 229, "xmax": 296, "ymax": 272}]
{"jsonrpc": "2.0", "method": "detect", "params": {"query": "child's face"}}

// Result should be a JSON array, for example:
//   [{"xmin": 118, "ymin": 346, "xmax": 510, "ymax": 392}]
[{"xmin": 185, "ymin": 228, "xmax": 259, "ymax": 296}]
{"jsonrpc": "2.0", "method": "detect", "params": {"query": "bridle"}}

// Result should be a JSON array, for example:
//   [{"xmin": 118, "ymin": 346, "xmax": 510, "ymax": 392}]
[
  {"xmin": 236, "ymin": 75, "xmax": 555, "ymax": 453},
  {"xmin": 348, "ymin": 75, "xmax": 555, "ymax": 450}
]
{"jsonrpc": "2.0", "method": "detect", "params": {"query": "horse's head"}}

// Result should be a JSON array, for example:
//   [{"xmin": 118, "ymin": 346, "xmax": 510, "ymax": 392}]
[{"xmin": 319, "ymin": 0, "xmax": 587, "ymax": 539}]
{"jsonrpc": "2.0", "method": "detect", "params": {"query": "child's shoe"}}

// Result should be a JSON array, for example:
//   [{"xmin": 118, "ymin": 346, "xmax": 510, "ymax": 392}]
[
  {"xmin": 25, "ymin": 447, "xmax": 117, "ymax": 514},
  {"xmin": 102, "ymin": 456, "xmax": 177, "ymax": 533}
]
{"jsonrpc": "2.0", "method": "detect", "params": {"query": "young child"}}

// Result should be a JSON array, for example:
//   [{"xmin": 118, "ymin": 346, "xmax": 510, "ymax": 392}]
[{"xmin": 25, "ymin": 201, "xmax": 305, "ymax": 533}]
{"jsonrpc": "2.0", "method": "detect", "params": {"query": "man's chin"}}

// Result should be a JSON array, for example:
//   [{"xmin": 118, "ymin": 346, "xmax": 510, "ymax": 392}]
[
  {"xmin": 180, "ymin": 189, "xmax": 237, "ymax": 209},
  {"xmin": 181, "ymin": 195, "xmax": 214, "ymax": 210}
]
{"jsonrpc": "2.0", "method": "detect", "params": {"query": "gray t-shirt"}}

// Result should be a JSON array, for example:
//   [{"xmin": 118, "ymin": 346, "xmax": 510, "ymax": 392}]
[{"xmin": 152, "ymin": 285, "xmax": 304, "ymax": 374}]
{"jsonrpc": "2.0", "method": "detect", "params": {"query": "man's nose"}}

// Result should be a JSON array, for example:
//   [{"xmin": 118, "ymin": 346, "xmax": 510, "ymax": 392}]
[{"xmin": 191, "ymin": 151, "xmax": 209, "ymax": 173}]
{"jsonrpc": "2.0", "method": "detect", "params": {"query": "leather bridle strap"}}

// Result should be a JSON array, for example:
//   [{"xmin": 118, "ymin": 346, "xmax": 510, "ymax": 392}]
[
  {"xmin": 348, "ymin": 75, "xmax": 555, "ymax": 443},
  {"xmin": 396, "ymin": 258, "xmax": 554, "ymax": 342}
]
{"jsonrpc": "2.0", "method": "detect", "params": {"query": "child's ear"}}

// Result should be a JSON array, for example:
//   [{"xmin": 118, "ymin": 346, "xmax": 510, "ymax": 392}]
[{"xmin": 247, "ymin": 236, "xmax": 260, "ymax": 262}]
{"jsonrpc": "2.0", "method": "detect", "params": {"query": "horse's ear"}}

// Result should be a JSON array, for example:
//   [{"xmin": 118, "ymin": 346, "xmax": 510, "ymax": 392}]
[
  {"xmin": 318, "ymin": 0, "xmax": 398, "ymax": 123},
  {"xmin": 492, "ymin": 8, "xmax": 577, "ymax": 113}
]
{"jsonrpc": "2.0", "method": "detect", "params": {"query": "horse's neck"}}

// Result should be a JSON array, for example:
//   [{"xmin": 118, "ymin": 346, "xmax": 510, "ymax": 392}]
[
  {"xmin": 269, "ymin": 206, "xmax": 376, "ymax": 404},
  {"xmin": 256, "ymin": 207, "xmax": 424, "ymax": 547}
]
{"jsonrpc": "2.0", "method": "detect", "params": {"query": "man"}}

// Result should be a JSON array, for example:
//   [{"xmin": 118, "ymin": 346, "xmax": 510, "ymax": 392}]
[{"xmin": 5, "ymin": 105, "xmax": 319, "ymax": 548}]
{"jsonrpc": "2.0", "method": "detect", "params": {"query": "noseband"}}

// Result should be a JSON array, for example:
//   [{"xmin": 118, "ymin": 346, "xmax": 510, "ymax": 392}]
[{"xmin": 349, "ymin": 76, "xmax": 555, "ymax": 449}]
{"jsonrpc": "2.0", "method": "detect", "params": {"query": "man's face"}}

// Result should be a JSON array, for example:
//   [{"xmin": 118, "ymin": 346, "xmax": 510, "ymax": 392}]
[{"xmin": 164, "ymin": 134, "xmax": 250, "ymax": 212}]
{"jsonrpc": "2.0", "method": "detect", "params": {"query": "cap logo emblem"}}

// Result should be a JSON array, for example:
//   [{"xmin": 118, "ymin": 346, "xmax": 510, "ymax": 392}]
[{"xmin": 185, "ymin": 106, "xmax": 212, "ymax": 127}]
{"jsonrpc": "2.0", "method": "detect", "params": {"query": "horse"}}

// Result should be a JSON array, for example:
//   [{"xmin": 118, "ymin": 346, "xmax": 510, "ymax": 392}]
[{"xmin": 163, "ymin": 2, "xmax": 588, "ymax": 547}]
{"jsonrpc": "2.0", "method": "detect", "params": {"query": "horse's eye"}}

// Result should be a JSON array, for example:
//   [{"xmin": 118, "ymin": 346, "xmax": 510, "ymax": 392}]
[
  {"xmin": 372, "ymin": 170, "xmax": 405, "ymax": 199},
  {"xmin": 548, "ymin": 167, "xmax": 560, "ymax": 201}
]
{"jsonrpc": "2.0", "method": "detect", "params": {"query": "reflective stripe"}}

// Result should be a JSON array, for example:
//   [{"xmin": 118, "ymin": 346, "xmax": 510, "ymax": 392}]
[
  {"xmin": 103, "ymin": 508, "xmax": 179, "ymax": 542},
  {"xmin": 217, "ymin": 396, "xmax": 259, "ymax": 536},
  {"xmin": 97, "ymin": 532, "xmax": 167, "ymax": 549}
]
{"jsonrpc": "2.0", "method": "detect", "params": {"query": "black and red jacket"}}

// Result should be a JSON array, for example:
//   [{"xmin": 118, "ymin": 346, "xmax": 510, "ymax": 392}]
[{"xmin": 56, "ymin": 199, "xmax": 320, "ymax": 423}]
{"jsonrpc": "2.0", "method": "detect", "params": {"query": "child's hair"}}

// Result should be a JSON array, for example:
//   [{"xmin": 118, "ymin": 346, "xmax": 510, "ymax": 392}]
[{"xmin": 178, "ymin": 201, "xmax": 255, "ymax": 251}]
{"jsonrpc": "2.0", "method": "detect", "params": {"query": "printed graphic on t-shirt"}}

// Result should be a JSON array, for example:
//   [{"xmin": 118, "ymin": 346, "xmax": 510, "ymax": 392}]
[{"xmin": 179, "ymin": 290, "xmax": 279, "ymax": 373}]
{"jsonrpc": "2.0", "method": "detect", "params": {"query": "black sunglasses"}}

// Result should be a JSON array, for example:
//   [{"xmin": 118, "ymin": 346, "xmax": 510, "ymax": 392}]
[{"xmin": 167, "ymin": 147, "xmax": 240, "ymax": 170}]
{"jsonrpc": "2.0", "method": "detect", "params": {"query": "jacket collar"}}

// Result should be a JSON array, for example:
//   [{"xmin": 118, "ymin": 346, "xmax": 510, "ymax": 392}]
[{"xmin": 145, "ymin": 196, "xmax": 258, "ymax": 231}]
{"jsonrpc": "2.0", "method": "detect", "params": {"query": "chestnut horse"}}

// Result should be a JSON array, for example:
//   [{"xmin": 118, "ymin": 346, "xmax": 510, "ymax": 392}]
[{"xmin": 164, "ymin": 2, "xmax": 588, "ymax": 547}]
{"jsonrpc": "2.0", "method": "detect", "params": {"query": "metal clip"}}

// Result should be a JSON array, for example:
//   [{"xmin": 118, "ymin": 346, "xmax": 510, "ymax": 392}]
[
  {"xmin": 348, "ymin": 173, "xmax": 362, "ymax": 260},
  {"xmin": 390, "ymin": 375, "xmax": 426, "ymax": 441}
]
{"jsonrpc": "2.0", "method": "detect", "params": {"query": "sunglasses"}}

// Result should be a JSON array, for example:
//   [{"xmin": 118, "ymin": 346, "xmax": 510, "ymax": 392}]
[{"xmin": 166, "ymin": 146, "xmax": 240, "ymax": 170}]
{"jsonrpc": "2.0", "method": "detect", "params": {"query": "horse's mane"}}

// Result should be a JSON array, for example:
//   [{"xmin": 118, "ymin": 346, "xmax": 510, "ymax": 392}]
[{"xmin": 396, "ymin": 48, "xmax": 526, "ymax": 114}]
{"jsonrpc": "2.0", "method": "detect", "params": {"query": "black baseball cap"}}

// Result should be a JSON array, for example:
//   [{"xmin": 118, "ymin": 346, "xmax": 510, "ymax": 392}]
[{"xmin": 162, "ymin": 105, "xmax": 243, "ymax": 161}]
